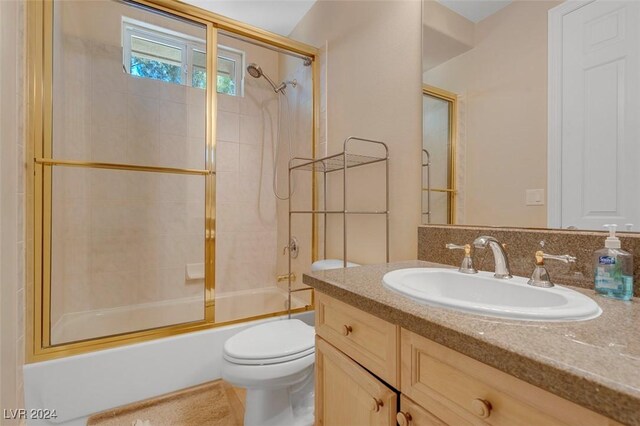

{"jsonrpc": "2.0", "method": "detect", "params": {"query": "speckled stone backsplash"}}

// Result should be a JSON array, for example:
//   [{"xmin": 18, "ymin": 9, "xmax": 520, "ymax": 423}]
[{"xmin": 418, "ymin": 225, "xmax": 640, "ymax": 297}]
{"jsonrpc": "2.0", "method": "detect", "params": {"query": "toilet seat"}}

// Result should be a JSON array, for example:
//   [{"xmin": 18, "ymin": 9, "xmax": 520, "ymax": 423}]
[
  {"xmin": 224, "ymin": 346, "xmax": 315, "ymax": 365},
  {"xmin": 223, "ymin": 319, "xmax": 315, "ymax": 366}
]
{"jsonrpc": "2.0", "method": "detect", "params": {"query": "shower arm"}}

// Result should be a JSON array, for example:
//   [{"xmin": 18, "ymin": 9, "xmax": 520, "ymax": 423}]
[{"xmin": 262, "ymin": 72, "xmax": 286, "ymax": 94}]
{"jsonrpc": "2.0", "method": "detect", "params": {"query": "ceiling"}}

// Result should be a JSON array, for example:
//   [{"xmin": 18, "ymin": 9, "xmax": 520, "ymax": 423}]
[
  {"xmin": 182, "ymin": 0, "xmax": 317, "ymax": 36},
  {"xmin": 179, "ymin": 1, "xmax": 513, "ymax": 37},
  {"xmin": 436, "ymin": 0, "xmax": 512, "ymax": 23}
]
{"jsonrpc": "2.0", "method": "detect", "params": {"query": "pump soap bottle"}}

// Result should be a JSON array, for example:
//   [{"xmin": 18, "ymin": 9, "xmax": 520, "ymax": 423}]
[{"xmin": 594, "ymin": 224, "xmax": 633, "ymax": 301}]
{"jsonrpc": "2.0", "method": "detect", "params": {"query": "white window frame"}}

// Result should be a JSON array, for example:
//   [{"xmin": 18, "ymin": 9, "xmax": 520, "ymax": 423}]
[
  {"xmin": 216, "ymin": 46, "xmax": 245, "ymax": 97},
  {"xmin": 121, "ymin": 17, "xmax": 245, "ymax": 96}
]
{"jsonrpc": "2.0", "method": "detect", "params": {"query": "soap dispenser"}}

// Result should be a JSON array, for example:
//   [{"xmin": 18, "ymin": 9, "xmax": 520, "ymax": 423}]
[{"xmin": 594, "ymin": 224, "xmax": 634, "ymax": 301}]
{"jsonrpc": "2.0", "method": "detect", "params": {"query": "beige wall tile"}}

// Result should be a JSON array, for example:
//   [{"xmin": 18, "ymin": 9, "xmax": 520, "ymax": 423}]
[
  {"xmin": 215, "ymin": 141, "xmax": 239, "ymax": 172},
  {"xmin": 126, "ymin": 94, "xmax": 158, "ymax": 138},
  {"xmin": 239, "ymin": 114, "xmax": 262, "ymax": 145},
  {"xmin": 188, "ymin": 101, "xmax": 206, "ymax": 139},
  {"xmin": 157, "ymin": 100, "xmax": 188, "ymax": 137},
  {"xmin": 216, "ymin": 110, "xmax": 240, "ymax": 142},
  {"xmin": 218, "ymin": 93, "xmax": 240, "ymax": 113}
]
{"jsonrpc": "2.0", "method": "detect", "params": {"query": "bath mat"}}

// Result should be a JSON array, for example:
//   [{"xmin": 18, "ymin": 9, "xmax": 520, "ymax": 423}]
[{"xmin": 87, "ymin": 380, "xmax": 244, "ymax": 426}]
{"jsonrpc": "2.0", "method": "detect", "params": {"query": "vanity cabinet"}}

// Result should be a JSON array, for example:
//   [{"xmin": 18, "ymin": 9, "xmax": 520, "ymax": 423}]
[{"xmin": 314, "ymin": 292, "xmax": 620, "ymax": 426}]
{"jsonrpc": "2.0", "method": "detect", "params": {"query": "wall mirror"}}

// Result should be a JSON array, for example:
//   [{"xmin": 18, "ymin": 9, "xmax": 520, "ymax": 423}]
[{"xmin": 421, "ymin": 0, "xmax": 640, "ymax": 232}]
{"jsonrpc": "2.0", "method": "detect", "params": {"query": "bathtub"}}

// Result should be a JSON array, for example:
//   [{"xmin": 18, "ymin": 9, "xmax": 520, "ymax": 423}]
[
  {"xmin": 51, "ymin": 286, "xmax": 309, "ymax": 344},
  {"xmin": 24, "ymin": 288, "xmax": 313, "ymax": 426}
]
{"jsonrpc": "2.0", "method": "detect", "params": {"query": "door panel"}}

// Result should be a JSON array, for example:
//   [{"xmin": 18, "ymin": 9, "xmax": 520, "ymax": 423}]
[{"xmin": 560, "ymin": 0, "xmax": 640, "ymax": 229}]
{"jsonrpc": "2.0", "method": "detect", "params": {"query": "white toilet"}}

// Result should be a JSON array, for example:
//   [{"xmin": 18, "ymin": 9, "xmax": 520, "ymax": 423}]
[{"xmin": 221, "ymin": 319, "xmax": 315, "ymax": 426}]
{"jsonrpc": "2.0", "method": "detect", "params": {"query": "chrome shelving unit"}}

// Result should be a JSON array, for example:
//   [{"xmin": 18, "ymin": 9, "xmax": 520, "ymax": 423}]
[
  {"xmin": 421, "ymin": 147, "xmax": 457, "ymax": 224},
  {"xmin": 286, "ymin": 137, "xmax": 390, "ymax": 315}
]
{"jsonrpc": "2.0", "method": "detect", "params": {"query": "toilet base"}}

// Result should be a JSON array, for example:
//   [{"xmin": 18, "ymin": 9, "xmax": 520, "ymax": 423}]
[
  {"xmin": 244, "ymin": 388, "xmax": 313, "ymax": 426},
  {"xmin": 242, "ymin": 367, "xmax": 314, "ymax": 426}
]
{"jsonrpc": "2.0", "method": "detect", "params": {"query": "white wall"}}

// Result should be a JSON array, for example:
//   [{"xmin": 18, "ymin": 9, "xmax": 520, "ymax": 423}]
[
  {"xmin": 0, "ymin": 0, "xmax": 26, "ymax": 419},
  {"xmin": 289, "ymin": 0, "xmax": 423, "ymax": 263}
]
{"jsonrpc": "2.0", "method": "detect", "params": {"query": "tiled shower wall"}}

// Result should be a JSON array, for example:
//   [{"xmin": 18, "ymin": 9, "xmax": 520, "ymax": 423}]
[{"xmin": 214, "ymin": 34, "xmax": 281, "ymax": 298}]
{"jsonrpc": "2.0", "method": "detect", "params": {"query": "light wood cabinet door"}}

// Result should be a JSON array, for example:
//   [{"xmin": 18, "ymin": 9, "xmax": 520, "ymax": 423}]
[
  {"xmin": 397, "ymin": 395, "xmax": 447, "ymax": 426},
  {"xmin": 315, "ymin": 336, "xmax": 397, "ymax": 426}
]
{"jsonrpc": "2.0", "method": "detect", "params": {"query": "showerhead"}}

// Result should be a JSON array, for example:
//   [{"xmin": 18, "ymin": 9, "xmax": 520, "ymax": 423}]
[
  {"xmin": 246, "ymin": 62, "xmax": 287, "ymax": 94},
  {"xmin": 247, "ymin": 63, "xmax": 262, "ymax": 79}
]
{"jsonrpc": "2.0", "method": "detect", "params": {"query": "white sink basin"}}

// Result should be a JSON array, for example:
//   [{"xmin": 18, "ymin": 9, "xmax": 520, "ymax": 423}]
[{"xmin": 382, "ymin": 268, "xmax": 602, "ymax": 321}]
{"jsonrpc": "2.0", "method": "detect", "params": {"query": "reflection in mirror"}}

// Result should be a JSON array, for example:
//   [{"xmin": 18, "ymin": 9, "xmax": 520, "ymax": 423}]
[
  {"xmin": 422, "ymin": 86, "xmax": 456, "ymax": 225},
  {"xmin": 422, "ymin": 0, "xmax": 640, "ymax": 231}
]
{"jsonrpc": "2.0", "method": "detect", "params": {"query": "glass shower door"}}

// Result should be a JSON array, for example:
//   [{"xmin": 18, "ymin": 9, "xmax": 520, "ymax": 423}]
[{"xmin": 47, "ymin": 0, "xmax": 210, "ymax": 346}]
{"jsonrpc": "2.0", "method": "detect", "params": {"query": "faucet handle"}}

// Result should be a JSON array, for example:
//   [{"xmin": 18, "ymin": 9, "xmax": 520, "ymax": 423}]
[
  {"xmin": 446, "ymin": 243, "xmax": 478, "ymax": 274},
  {"xmin": 528, "ymin": 250, "xmax": 576, "ymax": 287},
  {"xmin": 446, "ymin": 243, "xmax": 471, "ymax": 254},
  {"xmin": 535, "ymin": 250, "xmax": 576, "ymax": 265}
]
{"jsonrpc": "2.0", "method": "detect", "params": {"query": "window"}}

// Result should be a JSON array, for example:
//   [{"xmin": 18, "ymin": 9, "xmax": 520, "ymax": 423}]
[
  {"xmin": 122, "ymin": 18, "xmax": 244, "ymax": 95},
  {"xmin": 217, "ymin": 49, "xmax": 243, "ymax": 96}
]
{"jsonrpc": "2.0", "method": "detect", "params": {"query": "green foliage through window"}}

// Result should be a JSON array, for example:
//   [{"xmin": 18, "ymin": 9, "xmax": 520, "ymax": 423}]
[
  {"xmin": 192, "ymin": 67, "xmax": 206, "ymax": 89},
  {"xmin": 131, "ymin": 56, "xmax": 183, "ymax": 84},
  {"xmin": 188, "ymin": 67, "xmax": 239, "ymax": 95},
  {"xmin": 217, "ymin": 75, "xmax": 236, "ymax": 95}
]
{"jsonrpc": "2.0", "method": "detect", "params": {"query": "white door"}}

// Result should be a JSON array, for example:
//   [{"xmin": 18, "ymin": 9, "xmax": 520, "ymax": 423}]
[{"xmin": 551, "ymin": 0, "xmax": 640, "ymax": 231}]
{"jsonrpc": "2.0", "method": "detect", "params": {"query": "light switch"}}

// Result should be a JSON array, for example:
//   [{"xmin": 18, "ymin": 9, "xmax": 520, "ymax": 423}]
[{"xmin": 526, "ymin": 189, "xmax": 545, "ymax": 206}]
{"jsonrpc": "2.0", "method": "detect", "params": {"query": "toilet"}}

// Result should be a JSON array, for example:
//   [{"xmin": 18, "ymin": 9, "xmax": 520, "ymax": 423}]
[{"xmin": 221, "ymin": 319, "xmax": 315, "ymax": 426}]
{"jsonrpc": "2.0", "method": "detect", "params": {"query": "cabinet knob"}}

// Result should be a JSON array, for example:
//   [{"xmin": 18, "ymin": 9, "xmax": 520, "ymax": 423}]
[
  {"xmin": 471, "ymin": 398, "xmax": 492, "ymax": 418},
  {"xmin": 342, "ymin": 324, "xmax": 353, "ymax": 336},
  {"xmin": 369, "ymin": 397, "xmax": 383, "ymax": 413},
  {"xmin": 396, "ymin": 411, "xmax": 412, "ymax": 426}
]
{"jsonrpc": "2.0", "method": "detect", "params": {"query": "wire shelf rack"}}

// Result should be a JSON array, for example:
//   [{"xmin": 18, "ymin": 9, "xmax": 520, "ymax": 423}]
[
  {"xmin": 290, "ymin": 152, "xmax": 387, "ymax": 173},
  {"xmin": 286, "ymin": 137, "xmax": 390, "ymax": 318}
]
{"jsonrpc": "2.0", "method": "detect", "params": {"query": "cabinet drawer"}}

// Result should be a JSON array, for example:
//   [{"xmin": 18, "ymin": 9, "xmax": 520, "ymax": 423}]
[
  {"xmin": 316, "ymin": 293, "xmax": 399, "ymax": 387},
  {"xmin": 316, "ymin": 336, "xmax": 397, "ymax": 426},
  {"xmin": 397, "ymin": 395, "xmax": 447, "ymax": 426},
  {"xmin": 401, "ymin": 329, "xmax": 619, "ymax": 426}
]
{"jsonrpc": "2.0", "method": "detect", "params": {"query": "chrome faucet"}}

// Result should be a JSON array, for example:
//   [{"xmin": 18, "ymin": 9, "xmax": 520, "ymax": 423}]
[{"xmin": 473, "ymin": 236, "xmax": 512, "ymax": 279}]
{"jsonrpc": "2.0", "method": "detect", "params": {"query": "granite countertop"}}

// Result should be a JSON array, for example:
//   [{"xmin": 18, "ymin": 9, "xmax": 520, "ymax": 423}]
[{"xmin": 303, "ymin": 260, "xmax": 640, "ymax": 426}]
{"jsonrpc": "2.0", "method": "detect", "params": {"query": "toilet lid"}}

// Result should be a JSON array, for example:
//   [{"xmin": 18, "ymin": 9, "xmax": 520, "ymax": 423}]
[{"xmin": 223, "ymin": 319, "xmax": 315, "ymax": 365}]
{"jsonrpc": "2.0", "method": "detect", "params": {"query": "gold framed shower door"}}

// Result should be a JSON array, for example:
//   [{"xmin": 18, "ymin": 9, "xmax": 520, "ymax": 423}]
[
  {"xmin": 422, "ymin": 84, "xmax": 457, "ymax": 224},
  {"xmin": 26, "ymin": 0, "xmax": 319, "ymax": 362}
]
